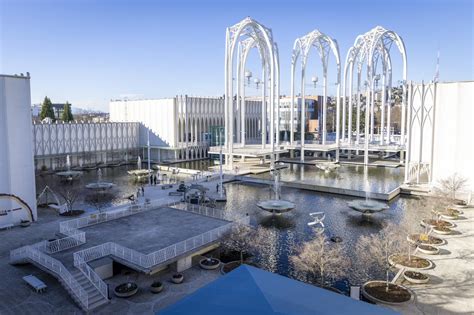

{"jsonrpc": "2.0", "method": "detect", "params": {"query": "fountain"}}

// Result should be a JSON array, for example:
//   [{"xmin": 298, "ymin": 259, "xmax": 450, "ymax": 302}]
[
  {"xmin": 347, "ymin": 167, "xmax": 388, "ymax": 214},
  {"xmin": 56, "ymin": 155, "xmax": 83, "ymax": 180},
  {"xmin": 315, "ymin": 161, "xmax": 340, "ymax": 173},
  {"xmin": 127, "ymin": 156, "xmax": 152, "ymax": 181},
  {"xmin": 256, "ymin": 162, "xmax": 295, "ymax": 214},
  {"xmin": 85, "ymin": 168, "xmax": 115, "ymax": 192}
]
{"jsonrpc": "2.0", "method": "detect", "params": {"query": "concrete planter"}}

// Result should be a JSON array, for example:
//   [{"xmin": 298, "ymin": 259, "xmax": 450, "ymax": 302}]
[
  {"xmin": 403, "ymin": 271, "xmax": 430, "ymax": 284},
  {"xmin": 432, "ymin": 227, "xmax": 452, "ymax": 235},
  {"xmin": 361, "ymin": 281, "xmax": 412, "ymax": 305},
  {"xmin": 199, "ymin": 258, "xmax": 221, "ymax": 270},
  {"xmin": 389, "ymin": 254, "xmax": 433, "ymax": 270},
  {"xmin": 114, "ymin": 282, "xmax": 138, "ymax": 298},
  {"xmin": 171, "ymin": 274, "xmax": 184, "ymax": 284},
  {"xmin": 150, "ymin": 281, "xmax": 163, "ymax": 293},
  {"xmin": 417, "ymin": 245, "xmax": 440, "ymax": 255}
]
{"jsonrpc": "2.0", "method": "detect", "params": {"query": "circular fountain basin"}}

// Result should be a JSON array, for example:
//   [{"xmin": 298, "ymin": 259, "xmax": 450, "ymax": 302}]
[
  {"xmin": 257, "ymin": 199, "xmax": 295, "ymax": 214},
  {"xmin": 56, "ymin": 170, "xmax": 83, "ymax": 180},
  {"xmin": 85, "ymin": 182, "xmax": 115, "ymax": 191},
  {"xmin": 347, "ymin": 199, "xmax": 389, "ymax": 214}
]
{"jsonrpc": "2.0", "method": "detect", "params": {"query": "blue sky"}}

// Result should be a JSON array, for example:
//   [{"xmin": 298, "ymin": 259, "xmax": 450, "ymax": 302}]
[{"xmin": 1, "ymin": 0, "xmax": 472, "ymax": 112}]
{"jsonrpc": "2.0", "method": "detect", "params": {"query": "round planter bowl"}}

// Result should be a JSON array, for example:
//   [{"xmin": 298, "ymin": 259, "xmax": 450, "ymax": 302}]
[
  {"xmin": 417, "ymin": 245, "xmax": 440, "ymax": 255},
  {"xmin": 440, "ymin": 214, "xmax": 459, "ymax": 221},
  {"xmin": 403, "ymin": 271, "xmax": 430, "ymax": 284},
  {"xmin": 408, "ymin": 234, "xmax": 446, "ymax": 247},
  {"xmin": 20, "ymin": 221, "xmax": 31, "ymax": 227},
  {"xmin": 389, "ymin": 254, "xmax": 433, "ymax": 270},
  {"xmin": 420, "ymin": 219, "xmax": 455, "ymax": 229},
  {"xmin": 150, "ymin": 283, "xmax": 163, "ymax": 294},
  {"xmin": 361, "ymin": 281, "xmax": 412, "ymax": 305},
  {"xmin": 171, "ymin": 275, "xmax": 184, "ymax": 284},
  {"xmin": 114, "ymin": 283, "xmax": 138, "ymax": 298},
  {"xmin": 432, "ymin": 227, "xmax": 452, "ymax": 235},
  {"xmin": 199, "ymin": 258, "xmax": 221, "ymax": 270}
]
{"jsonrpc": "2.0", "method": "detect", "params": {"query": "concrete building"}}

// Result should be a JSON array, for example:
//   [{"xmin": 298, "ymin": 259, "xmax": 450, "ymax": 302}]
[
  {"xmin": 0, "ymin": 74, "xmax": 37, "ymax": 227},
  {"xmin": 33, "ymin": 121, "xmax": 139, "ymax": 170},
  {"xmin": 406, "ymin": 81, "xmax": 474, "ymax": 192},
  {"xmin": 109, "ymin": 96, "xmax": 262, "ymax": 162}
]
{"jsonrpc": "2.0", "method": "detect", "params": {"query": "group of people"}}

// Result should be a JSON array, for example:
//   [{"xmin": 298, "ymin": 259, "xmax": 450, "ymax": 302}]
[{"xmin": 149, "ymin": 173, "xmax": 159, "ymax": 186}]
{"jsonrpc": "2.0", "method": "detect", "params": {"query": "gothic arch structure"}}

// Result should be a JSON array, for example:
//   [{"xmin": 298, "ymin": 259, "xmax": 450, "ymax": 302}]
[
  {"xmin": 225, "ymin": 17, "xmax": 280, "ymax": 167},
  {"xmin": 342, "ymin": 26, "xmax": 407, "ymax": 165},
  {"xmin": 290, "ymin": 30, "xmax": 341, "ymax": 161}
]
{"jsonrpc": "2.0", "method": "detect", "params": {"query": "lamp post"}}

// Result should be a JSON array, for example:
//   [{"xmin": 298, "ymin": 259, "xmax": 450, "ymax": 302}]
[{"xmin": 147, "ymin": 128, "xmax": 151, "ymax": 186}]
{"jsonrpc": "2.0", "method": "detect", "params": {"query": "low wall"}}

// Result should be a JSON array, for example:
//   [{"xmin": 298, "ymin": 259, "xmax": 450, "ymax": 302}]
[{"xmin": 236, "ymin": 176, "xmax": 401, "ymax": 201}]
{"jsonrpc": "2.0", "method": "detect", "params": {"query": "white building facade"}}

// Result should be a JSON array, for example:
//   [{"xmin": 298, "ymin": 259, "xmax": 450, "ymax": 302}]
[
  {"xmin": 110, "ymin": 96, "xmax": 262, "ymax": 162},
  {"xmin": 33, "ymin": 121, "xmax": 140, "ymax": 170},
  {"xmin": 0, "ymin": 74, "xmax": 37, "ymax": 226},
  {"xmin": 406, "ymin": 81, "xmax": 474, "ymax": 192}
]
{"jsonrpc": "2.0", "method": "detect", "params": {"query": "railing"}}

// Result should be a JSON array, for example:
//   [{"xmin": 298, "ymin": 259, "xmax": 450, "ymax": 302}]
[
  {"xmin": 10, "ymin": 246, "xmax": 89, "ymax": 309},
  {"xmin": 169, "ymin": 202, "xmax": 226, "ymax": 221},
  {"xmin": 46, "ymin": 232, "xmax": 86, "ymax": 254},
  {"xmin": 73, "ymin": 251, "xmax": 109, "ymax": 301},
  {"xmin": 74, "ymin": 223, "xmax": 233, "ymax": 270}
]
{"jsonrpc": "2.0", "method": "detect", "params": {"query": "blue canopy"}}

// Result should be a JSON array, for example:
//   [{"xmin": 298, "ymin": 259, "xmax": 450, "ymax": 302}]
[{"xmin": 159, "ymin": 265, "xmax": 399, "ymax": 315}]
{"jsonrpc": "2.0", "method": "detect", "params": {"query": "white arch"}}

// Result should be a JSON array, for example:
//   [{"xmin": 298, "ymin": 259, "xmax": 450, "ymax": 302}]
[
  {"xmin": 342, "ymin": 26, "xmax": 407, "ymax": 165},
  {"xmin": 290, "ymin": 30, "xmax": 341, "ymax": 161},
  {"xmin": 225, "ymin": 17, "xmax": 279, "ymax": 167}
]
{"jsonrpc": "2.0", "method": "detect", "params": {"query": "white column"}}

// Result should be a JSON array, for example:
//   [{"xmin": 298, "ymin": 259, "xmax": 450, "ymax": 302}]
[
  {"xmin": 347, "ymin": 65, "xmax": 353, "ymax": 144},
  {"xmin": 335, "ymin": 71, "xmax": 341, "ymax": 162},
  {"xmin": 342, "ymin": 66, "xmax": 347, "ymax": 142},
  {"xmin": 261, "ymin": 67, "xmax": 267, "ymax": 149},
  {"xmin": 356, "ymin": 70, "xmax": 361, "ymax": 147},
  {"xmin": 300, "ymin": 63, "xmax": 306, "ymax": 161},
  {"xmin": 401, "ymin": 81, "xmax": 407, "ymax": 146},
  {"xmin": 290, "ymin": 61, "xmax": 296, "ymax": 145},
  {"xmin": 322, "ymin": 69, "xmax": 328, "ymax": 145},
  {"xmin": 386, "ymin": 72, "xmax": 392, "ymax": 144},
  {"xmin": 364, "ymin": 79, "xmax": 372, "ymax": 165},
  {"xmin": 380, "ymin": 73, "xmax": 386, "ymax": 145}
]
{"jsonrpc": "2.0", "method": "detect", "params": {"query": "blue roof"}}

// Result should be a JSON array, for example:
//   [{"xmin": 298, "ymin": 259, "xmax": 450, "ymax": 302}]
[{"xmin": 158, "ymin": 265, "xmax": 399, "ymax": 315}]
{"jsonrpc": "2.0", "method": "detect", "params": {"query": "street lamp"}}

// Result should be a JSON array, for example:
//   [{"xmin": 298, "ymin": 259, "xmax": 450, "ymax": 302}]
[{"xmin": 311, "ymin": 76, "xmax": 318, "ymax": 88}]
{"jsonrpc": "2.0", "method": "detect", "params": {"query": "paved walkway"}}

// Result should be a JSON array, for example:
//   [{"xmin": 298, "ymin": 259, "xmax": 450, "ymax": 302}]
[{"xmin": 390, "ymin": 207, "xmax": 474, "ymax": 314}]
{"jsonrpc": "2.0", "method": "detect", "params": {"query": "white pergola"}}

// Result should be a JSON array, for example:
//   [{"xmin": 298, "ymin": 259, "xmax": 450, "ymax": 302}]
[
  {"xmin": 224, "ymin": 17, "xmax": 280, "ymax": 167},
  {"xmin": 290, "ymin": 30, "xmax": 341, "ymax": 161},
  {"xmin": 342, "ymin": 26, "xmax": 407, "ymax": 165}
]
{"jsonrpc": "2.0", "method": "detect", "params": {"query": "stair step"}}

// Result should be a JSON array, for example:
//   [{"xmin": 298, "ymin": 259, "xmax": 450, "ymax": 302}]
[
  {"xmin": 89, "ymin": 294, "xmax": 106, "ymax": 305},
  {"xmin": 88, "ymin": 298, "xmax": 109, "ymax": 310}
]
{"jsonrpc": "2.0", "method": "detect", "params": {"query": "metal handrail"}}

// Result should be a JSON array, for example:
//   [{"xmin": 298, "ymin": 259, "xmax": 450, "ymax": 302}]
[
  {"xmin": 73, "ymin": 252, "xmax": 109, "ymax": 300},
  {"xmin": 11, "ymin": 246, "xmax": 89, "ymax": 309},
  {"xmin": 74, "ymin": 223, "xmax": 233, "ymax": 270}
]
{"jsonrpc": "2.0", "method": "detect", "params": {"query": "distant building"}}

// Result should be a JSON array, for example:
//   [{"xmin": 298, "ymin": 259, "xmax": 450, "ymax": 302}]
[
  {"xmin": 279, "ymin": 95, "xmax": 322, "ymax": 134},
  {"xmin": 110, "ymin": 96, "xmax": 262, "ymax": 162},
  {"xmin": 0, "ymin": 74, "xmax": 37, "ymax": 226},
  {"xmin": 31, "ymin": 103, "xmax": 72, "ymax": 120}
]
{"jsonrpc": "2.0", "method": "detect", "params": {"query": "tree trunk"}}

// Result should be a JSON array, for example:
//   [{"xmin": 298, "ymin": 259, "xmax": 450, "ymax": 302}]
[{"xmin": 240, "ymin": 250, "xmax": 243, "ymax": 264}]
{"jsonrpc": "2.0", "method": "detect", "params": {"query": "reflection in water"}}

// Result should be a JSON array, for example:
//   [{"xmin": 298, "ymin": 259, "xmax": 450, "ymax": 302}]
[
  {"xmin": 221, "ymin": 182, "xmax": 409, "ymax": 293},
  {"xmin": 258, "ymin": 214, "xmax": 296, "ymax": 230},
  {"xmin": 253, "ymin": 164, "xmax": 404, "ymax": 194}
]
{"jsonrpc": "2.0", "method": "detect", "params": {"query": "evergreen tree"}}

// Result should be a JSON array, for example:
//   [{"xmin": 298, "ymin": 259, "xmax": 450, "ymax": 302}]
[
  {"xmin": 39, "ymin": 96, "xmax": 55, "ymax": 121},
  {"xmin": 61, "ymin": 101, "xmax": 74, "ymax": 122}
]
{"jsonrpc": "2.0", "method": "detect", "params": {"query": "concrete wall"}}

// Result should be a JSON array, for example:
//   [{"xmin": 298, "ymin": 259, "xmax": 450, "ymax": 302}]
[
  {"xmin": 431, "ymin": 81, "xmax": 474, "ymax": 189},
  {"xmin": 0, "ymin": 75, "xmax": 37, "ymax": 225},
  {"xmin": 110, "ymin": 98, "xmax": 177, "ymax": 147}
]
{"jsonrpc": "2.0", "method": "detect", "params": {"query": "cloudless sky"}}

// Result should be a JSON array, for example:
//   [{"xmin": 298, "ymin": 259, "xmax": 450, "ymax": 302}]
[{"xmin": 1, "ymin": 0, "xmax": 472, "ymax": 111}]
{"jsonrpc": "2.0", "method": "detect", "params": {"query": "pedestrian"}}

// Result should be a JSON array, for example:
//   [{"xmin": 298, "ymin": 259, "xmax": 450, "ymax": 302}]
[
  {"xmin": 137, "ymin": 188, "xmax": 140, "ymax": 198},
  {"xmin": 141, "ymin": 186, "xmax": 145, "ymax": 196},
  {"xmin": 154, "ymin": 175, "xmax": 158, "ymax": 185},
  {"xmin": 216, "ymin": 183, "xmax": 219, "ymax": 192}
]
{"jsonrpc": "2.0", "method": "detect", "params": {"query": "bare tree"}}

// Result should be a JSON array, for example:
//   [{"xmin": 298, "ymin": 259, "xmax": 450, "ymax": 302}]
[
  {"xmin": 435, "ymin": 173, "xmax": 469, "ymax": 201},
  {"xmin": 220, "ymin": 224, "xmax": 272, "ymax": 264},
  {"xmin": 52, "ymin": 181, "xmax": 82, "ymax": 213},
  {"xmin": 291, "ymin": 234, "xmax": 349, "ymax": 286},
  {"xmin": 353, "ymin": 223, "xmax": 404, "ymax": 290}
]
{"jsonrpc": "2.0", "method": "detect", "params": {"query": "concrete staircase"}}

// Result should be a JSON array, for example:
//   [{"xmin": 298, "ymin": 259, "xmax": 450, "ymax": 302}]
[
  {"xmin": 71, "ymin": 270, "xmax": 109, "ymax": 311},
  {"xmin": 10, "ymin": 246, "xmax": 109, "ymax": 312}
]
